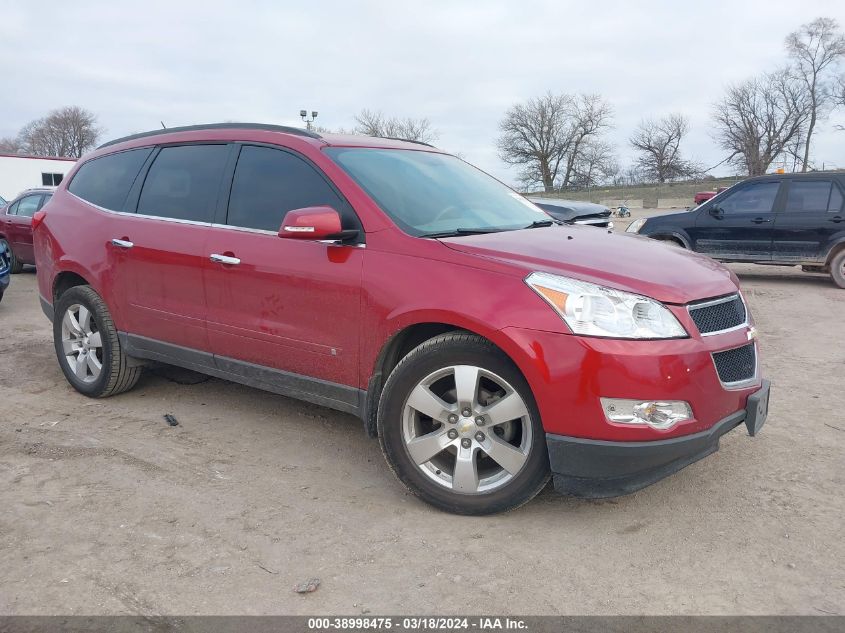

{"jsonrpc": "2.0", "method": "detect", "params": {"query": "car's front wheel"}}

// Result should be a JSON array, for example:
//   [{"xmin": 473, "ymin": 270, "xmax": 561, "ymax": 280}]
[
  {"xmin": 377, "ymin": 333, "xmax": 550, "ymax": 515},
  {"xmin": 53, "ymin": 285, "xmax": 142, "ymax": 397}
]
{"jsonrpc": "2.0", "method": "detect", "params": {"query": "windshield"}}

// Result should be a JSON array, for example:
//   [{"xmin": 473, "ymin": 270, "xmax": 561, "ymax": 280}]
[{"xmin": 325, "ymin": 148, "xmax": 549, "ymax": 236}]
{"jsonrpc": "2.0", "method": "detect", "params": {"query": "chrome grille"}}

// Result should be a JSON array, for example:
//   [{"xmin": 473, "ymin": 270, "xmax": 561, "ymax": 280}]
[
  {"xmin": 688, "ymin": 294, "xmax": 747, "ymax": 335},
  {"xmin": 712, "ymin": 343, "xmax": 757, "ymax": 386}
]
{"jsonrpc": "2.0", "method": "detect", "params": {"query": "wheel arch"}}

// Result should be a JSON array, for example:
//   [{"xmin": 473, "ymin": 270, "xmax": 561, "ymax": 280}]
[
  {"xmin": 648, "ymin": 231, "xmax": 690, "ymax": 249},
  {"xmin": 363, "ymin": 319, "xmax": 531, "ymax": 438},
  {"xmin": 823, "ymin": 237, "xmax": 845, "ymax": 266}
]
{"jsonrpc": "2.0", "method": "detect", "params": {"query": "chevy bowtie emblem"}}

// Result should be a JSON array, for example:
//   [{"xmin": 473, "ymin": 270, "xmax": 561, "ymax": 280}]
[{"xmin": 747, "ymin": 326, "xmax": 759, "ymax": 341}]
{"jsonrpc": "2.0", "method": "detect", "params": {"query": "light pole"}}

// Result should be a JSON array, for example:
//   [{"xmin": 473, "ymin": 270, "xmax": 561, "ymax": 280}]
[{"xmin": 300, "ymin": 109, "xmax": 318, "ymax": 131}]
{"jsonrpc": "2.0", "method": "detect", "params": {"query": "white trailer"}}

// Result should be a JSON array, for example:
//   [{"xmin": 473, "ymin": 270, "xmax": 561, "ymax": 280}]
[{"xmin": 0, "ymin": 153, "xmax": 77, "ymax": 201}]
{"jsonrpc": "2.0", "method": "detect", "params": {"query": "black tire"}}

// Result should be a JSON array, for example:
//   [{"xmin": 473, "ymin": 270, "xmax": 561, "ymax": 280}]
[
  {"xmin": 377, "ymin": 332, "xmax": 550, "ymax": 515},
  {"xmin": 0, "ymin": 239, "xmax": 23, "ymax": 274},
  {"xmin": 830, "ymin": 250, "xmax": 845, "ymax": 289},
  {"xmin": 53, "ymin": 285, "xmax": 142, "ymax": 397},
  {"xmin": 0, "ymin": 291, "xmax": 3, "ymax": 304}
]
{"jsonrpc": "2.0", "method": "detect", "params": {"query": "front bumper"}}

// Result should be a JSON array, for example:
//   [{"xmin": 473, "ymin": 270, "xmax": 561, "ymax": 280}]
[{"xmin": 546, "ymin": 380, "xmax": 770, "ymax": 498}]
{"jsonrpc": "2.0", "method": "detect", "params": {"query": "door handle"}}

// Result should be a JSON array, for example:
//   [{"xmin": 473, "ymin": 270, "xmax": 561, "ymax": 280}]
[
  {"xmin": 751, "ymin": 218, "xmax": 772, "ymax": 224},
  {"xmin": 829, "ymin": 216, "xmax": 843, "ymax": 223},
  {"xmin": 111, "ymin": 238, "xmax": 134, "ymax": 249},
  {"xmin": 210, "ymin": 253, "xmax": 241, "ymax": 266}
]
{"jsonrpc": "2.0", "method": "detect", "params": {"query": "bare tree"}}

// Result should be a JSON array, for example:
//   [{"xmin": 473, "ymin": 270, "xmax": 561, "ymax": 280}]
[
  {"xmin": 630, "ymin": 114, "xmax": 698, "ymax": 183},
  {"xmin": 497, "ymin": 92, "xmax": 612, "ymax": 192},
  {"xmin": 571, "ymin": 139, "xmax": 617, "ymax": 188},
  {"xmin": 353, "ymin": 109, "xmax": 437, "ymax": 143},
  {"xmin": 712, "ymin": 69, "xmax": 810, "ymax": 176},
  {"xmin": 0, "ymin": 136, "xmax": 25, "ymax": 154},
  {"xmin": 18, "ymin": 106, "xmax": 103, "ymax": 158},
  {"xmin": 785, "ymin": 17, "xmax": 845, "ymax": 170}
]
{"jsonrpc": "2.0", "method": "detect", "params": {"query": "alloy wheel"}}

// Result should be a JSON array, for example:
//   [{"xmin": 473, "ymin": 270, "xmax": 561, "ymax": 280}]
[
  {"xmin": 401, "ymin": 365, "xmax": 533, "ymax": 494},
  {"xmin": 61, "ymin": 304, "xmax": 103, "ymax": 383}
]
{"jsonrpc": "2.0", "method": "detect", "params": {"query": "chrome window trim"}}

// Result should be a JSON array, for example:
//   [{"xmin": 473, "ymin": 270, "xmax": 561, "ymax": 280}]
[
  {"xmin": 711, "ymin": 342, "xmax": 758, "ymax": 390},
  {"xmin": 67, "ymin": 192, "xmax": 213, "ymax": 226},
  {"xmin": 69, "ymin": 193, "xmax": 367, "ymax": 247},
  {"xmin": 687, "ymin": 293, "xmax": 749, "ymax": 337}
]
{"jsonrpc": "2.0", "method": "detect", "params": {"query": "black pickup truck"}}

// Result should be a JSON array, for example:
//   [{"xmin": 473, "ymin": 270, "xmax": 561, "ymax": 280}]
[{"xmin": 627, "ymin": 172, "xmax": 845, "ymax": 288}]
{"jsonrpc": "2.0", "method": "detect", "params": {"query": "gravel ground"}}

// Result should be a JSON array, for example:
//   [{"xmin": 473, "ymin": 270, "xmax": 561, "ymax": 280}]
[{"xmin": 0, "ymin": 257, "xmax": 843, "ymax": 616}]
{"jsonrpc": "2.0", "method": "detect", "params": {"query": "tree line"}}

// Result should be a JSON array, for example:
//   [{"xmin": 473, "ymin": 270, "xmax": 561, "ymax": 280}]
[
  {"xmin": 2, "ymin": 16, "xmax": 843, "ymax": 188},
  {"xmin": 500, "ymin": 16, "xmax": 845, "ymax": 192}
]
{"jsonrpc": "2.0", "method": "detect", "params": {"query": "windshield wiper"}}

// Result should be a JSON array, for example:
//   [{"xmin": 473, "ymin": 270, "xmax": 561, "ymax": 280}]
[
  {"xmin": 523, "ymin": 219, "xmax": 560, "ymax": 228},
  {"xmin": 419, "ymin": 227, "xmax": 510, "ymax": 238}
]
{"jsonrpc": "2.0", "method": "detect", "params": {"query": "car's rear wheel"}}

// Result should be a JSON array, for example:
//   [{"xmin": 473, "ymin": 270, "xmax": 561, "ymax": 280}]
[
  {"xmin": 0, "ymin": 239, "xmax": 23, "ymax": 274},
  {"xmin": 53, "ymin": 285, "xmax": 142, "ymax": 397},
  {"xmin": 830, "ymin": 250, "xmax": 845, "ymax": 289},
  {"xmin": 377, "ymin": 332, "xmax": 549, "ymax": 515}
]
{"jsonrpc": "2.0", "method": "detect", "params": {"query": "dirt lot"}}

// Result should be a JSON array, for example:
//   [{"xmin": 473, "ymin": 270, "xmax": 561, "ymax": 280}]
[{"xmin": 1, "ymin": 249, "xmax": 843, "ymax": 615}]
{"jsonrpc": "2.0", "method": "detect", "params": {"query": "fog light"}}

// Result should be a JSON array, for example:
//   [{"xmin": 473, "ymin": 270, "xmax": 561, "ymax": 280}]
[{"xmin": 600, "ymin": 398, "xmax": 693, "ymax": 430}]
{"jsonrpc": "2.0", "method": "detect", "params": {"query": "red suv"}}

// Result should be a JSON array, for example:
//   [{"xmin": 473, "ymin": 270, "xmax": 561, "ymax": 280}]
[{"xmin": 34, "ymin": 124, "xmax": 769, "ymax": 514}]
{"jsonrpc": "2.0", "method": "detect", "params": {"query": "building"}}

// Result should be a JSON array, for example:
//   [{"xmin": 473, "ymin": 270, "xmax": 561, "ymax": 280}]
[{"xmin": 0, "ymin": 153, "xmax": 77, "ymax": 201}]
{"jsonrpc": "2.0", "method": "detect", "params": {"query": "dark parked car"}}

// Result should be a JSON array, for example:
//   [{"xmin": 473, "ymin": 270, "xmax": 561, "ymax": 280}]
[
  {"xmin": 0, "ymin": 239, "xmax": 10, "ymax": 303},
  {"xmin": 528, "ymin": 198, "xmax": 613, "ymax": 228},
  {"xmin": 628, "ymin": 172, "xmax": 845, "ymax": 288},
  {"xmin": 0, "ymin": 187, "xmax": 53, "ymax": 272},
  {"xmin": 34, "ymin": 123, "xmax": 767, "ymax": 515}
]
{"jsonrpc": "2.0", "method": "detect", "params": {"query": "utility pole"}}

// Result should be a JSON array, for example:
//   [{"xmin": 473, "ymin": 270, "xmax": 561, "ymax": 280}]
[{"xmin": 300, "ymin": 109, "xmax": 318, "ymax": 131}]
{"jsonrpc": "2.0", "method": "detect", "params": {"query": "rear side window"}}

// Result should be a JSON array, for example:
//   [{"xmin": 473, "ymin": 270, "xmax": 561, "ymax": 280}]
[
  {"xmin": 226, "ymin": 145, "xmax": 347, "ymax": 231},
  {"xmin": 137, "ymin": 145, "xmax": 229, "ymax": 223},
  {"xmin": 69, "ymin": 148, "xmax": 152, "ymax": 211},
  {"xmin": 827, "ymin": 183, "xmax": 843, "ymax": 213},
  {"xmin": 719, "ymin": 182, "xmax": 780, "ymax": 214},
  {"xmin": 785, "ymin": 181, "xmax": 834, "ymax": 213},
  {"xmin": 9, "ymin": 195, "xmax": 42, "ymax": 217}
]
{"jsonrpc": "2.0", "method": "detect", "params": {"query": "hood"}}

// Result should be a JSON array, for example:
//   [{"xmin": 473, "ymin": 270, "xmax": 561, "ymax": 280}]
[
  {"xmin": 529, "ymin": 199, "xmax": 611, "ymax": 223},
  {"xmin": 440, "ymin": 225, "xmax": 737, "ymax": 305}
]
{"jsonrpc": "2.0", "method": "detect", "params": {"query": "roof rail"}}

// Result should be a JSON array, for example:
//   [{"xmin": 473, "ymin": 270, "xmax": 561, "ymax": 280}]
[
  {"xmin": 97, "ymin": 123, "xmax": 323, "ymax": 149},
  {"xmin": 379, "ymin": 136, "xmax": 435, "ymax": 148}
]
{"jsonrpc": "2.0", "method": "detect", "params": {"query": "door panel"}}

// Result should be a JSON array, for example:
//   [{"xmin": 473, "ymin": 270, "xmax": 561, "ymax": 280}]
[
  {"xmin": 5, "ymin": 194, "xmax": 43, "ymax": 263},
  {"xmin": 109, "ymin": 144, "xmax": 230, "ymax": 350},
  {"xmin": 772, "ymin": 179, "xmax": 844, "ymax": 261},
  {"xmin": 204, "ymin": 144, "xmax": 363, "ymax": 388},
  {"xmin": 204, "ymin": 230, "xmax": 363, "ymax": 387},
  {"xmin": 690, "ymin": 181, "xmax": 781, "ymax": 260}
]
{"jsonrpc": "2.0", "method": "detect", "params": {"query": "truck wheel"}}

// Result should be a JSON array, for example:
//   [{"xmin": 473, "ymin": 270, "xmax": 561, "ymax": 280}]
[
  {"xmin": 830, "ymin": 250, "xmax": 845, "ymax": 289},
  {"xmin": 377, "ymin": 332, "xmax": 550, "ymax": 515},
  {"xmin": 53, "ymin": 285, "xmax": 142, "ymax": 397},
  {"xmin": 0, "ymin": 239, "xmax": 23, "ymax": 274}
]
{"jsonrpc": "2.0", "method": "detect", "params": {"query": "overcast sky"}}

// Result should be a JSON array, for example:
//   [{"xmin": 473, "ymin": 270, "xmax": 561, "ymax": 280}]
[{"xmin": 2, "ymin": 0, "xmax": 845, "ymax": 184}]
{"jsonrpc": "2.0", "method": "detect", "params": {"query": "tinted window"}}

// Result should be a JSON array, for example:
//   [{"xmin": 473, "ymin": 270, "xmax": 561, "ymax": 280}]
[
  {"xmin": 13, "ymin": 195, "xmax": 42, "ymax": 217},
  {"xmin": 227, "ymin": 146, "xmax": 346, "ymax": 231},
  {"xmin": 326, "ymin": 148, "xmax": 547, "ymax": 237},
  {"xmin": 69, "ymin": 148, "xmax": 152, "ymax": 211},
  {"xmin": 785, "ymin": 181, "xmax": 833, "ymax": 213},
  {"xmin": 137, "ymin": 145, "xmax": 228, "ymax": 222},
  {"xmin": 828, "ymin": 183, "xmax": 843, "ymax": 213},
  {"xmin": 719, "ymin": 182, "xmax": 780, "ymax": 214}
]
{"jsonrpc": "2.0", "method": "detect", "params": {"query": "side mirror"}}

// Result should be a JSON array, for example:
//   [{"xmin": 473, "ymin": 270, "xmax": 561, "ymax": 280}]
[
  {"xmin": 279, "ymin": 206, "xmax": 356, "ymax": 242},
  {"xmin": 709, "ymin": 206, "xmax": 724, "ymax": 219}
]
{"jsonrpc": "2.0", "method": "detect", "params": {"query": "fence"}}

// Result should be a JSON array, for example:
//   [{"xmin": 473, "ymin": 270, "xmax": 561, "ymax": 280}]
[{"xmin": 526, "ymin": 176, "xmax": 745, "ymax": 209}]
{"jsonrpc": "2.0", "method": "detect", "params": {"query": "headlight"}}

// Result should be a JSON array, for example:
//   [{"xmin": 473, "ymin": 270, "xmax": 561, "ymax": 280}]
[
  {"xmin": 525, "ymin": 272, "xmax": 687, "ymax": 339},
  {"xmin": 626, "ymin": 218, "xmax": 646, "ymax": 233}
]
